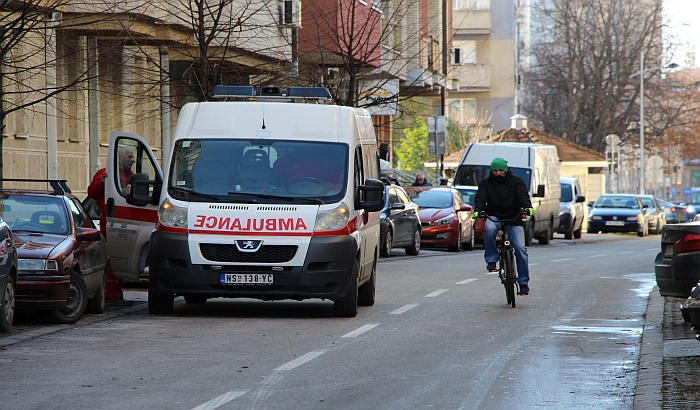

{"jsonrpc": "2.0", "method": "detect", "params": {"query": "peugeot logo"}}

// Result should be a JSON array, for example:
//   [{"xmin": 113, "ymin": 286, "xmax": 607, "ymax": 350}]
[{"xmin": 235, "ymin": 240, "xmax": 263, "ymax": 252}]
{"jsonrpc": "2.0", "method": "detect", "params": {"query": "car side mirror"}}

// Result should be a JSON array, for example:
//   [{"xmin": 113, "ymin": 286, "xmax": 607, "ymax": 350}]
[
  {"xmin": 460, "ymin": 205, "xmax": 472, "ymax": 212},
  {"xmin": 533, "ymin": 184, "xmax": 545, "ymax": 198},
  {"xmin": 127, "ymin": 173, "xmax": 161, "ymax": 207},
  {"xmin": 77, "ymin": 227, "xmax": 102, "ymax": 242},
  {"xmin": 643, "ymin": 204, "xmax": 649, "ymax": 209},
  {"xmin": 576, "ymin": 195, "xmax": 586, "ymax": 203}
]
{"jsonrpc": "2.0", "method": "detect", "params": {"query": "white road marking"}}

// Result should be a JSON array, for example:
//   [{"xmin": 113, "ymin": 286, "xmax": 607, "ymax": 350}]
[
  {"xmin": 191, "ymin": 390, "xmax": 248, "ymax": 410},
  {"xmin": 619, "ymin": 251, "xmax": 636, "ymax": 254},
  {"xmin": 647, "ymin": 248, "xmax": 659, "ymax": 251},
  {"xmin": 530, "ymin": 263, "xmax": 540, "ymax": 266},
  {"xmin": 551, "ymin": 258, "xmax": 573, "ymax": 262},
  {"xmin": 486, "ymin": 271, "xmax": 497, "ymax": 275},
  {"xmin": 588, "ymin": 254, "xmax": 607, "ymax": 258},
  {"xmin": 456, "ymin": 278, "xmax": 478, "ymax": 284},
  {"xmin": 425, "ymin": 289, "xmax": 449, "ymax": 297},
  {"xmin": 390, "ymin": 304, "xmax": 418, "ymax": 315},
  {"xmin": 275, "ymin": 351, "xmax": 326, "ymax": 371},
  {"xmin": 342, "ymin": 323, "xmax": 380, "ymax": 338}
]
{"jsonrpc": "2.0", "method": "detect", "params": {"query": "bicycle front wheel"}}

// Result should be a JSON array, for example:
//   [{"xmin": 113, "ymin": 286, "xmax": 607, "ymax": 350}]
[{"xmin": 503, "ymin": 250, "xmax": 516, "ymax": 308}]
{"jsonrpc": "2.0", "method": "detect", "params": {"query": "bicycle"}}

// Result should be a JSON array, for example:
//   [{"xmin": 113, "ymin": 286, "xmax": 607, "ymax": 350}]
[{"xmin": 480, "ymin": 210, "xmax": 528, "ymax": 308}]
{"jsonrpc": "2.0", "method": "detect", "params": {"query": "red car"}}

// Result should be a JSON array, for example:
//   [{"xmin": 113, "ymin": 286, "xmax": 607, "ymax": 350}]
[
  {"xmin": 405, "ymin": 187, "xmax": 474, "ymax": 252},
  {"xmin": 0, "ymin": 180, "xmax": 109, "ymax": 324}
]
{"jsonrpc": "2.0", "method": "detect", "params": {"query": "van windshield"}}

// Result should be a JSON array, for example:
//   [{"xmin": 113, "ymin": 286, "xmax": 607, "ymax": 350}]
[
  {"xmin": 453, "ymin": 165, "xmax": 531, "ymax": 190},
  {"xmin": 560, "ymin": 183, "xmax": 572, "ymax": 202},
  {"xmin": 168, "ymin": 139, "xmax": 349, "ymax": 203}
]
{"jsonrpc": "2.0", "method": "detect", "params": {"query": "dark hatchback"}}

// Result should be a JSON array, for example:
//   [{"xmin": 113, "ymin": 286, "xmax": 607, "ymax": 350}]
[
  {"xmin": 655, "ymin": 222, "xmax": 700, "ymax": 297},
  {"xmin": 379, "ymin": 184, "xmax": 421, "ymax": 257},
  {"xmin": 0, "ymin": 180, "xmax": 109, "ymax": 324},
  {"xmin": 587, "ymin": 194, "xmax": 648, "ymax": 236}
]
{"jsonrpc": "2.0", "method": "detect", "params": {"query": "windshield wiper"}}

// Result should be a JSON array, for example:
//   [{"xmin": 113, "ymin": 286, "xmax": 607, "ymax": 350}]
[
  {"xmin": 229, "ymin": 192, "xmax": 325, "ymax": 205},
  {"xmin": 169, "ymin": 187, "xmax": 220, "ymax": 201}
]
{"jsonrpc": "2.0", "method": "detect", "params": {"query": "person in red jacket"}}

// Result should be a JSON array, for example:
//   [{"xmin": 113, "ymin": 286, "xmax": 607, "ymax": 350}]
[{"xmin": 87, "ymin": 147, "xmax": 135, "ymax": 305}]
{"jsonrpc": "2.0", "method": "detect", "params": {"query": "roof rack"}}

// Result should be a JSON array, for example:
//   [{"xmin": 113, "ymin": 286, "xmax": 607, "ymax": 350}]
[
  {"xmin": 211, "ymin": 85, "xmax": 332, "ymax": 102},
  {"xmin": 0, "ymin": 179, "xmax": 72, "ymax": 194}
]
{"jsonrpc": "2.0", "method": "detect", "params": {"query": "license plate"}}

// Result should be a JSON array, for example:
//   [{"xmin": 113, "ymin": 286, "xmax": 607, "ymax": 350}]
[
  {"xmin": 220, "ymin": 273, "xmax": 273, "ymax": 285},
  {"xmin": 664, "ymin": 244, "xmax": 674, "ymax": 257},
  {"xmin": 605, "ymin": 221, "xmax": 625, "ymax": 226}
]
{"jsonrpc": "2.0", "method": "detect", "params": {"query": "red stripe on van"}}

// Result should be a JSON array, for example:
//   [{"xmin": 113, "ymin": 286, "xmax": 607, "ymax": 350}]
[
  {"xmin": 188, "ymin": 229, "xmax": 312, "ymax": 237},
  {"xmin": 114, "ymin": 206, "xmax": 158, "ymax": 223}
]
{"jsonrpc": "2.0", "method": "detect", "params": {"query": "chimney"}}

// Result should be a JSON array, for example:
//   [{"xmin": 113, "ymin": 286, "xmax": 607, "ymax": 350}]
[{"xmin": 510, "ymin": 114, "xmax": 528, "ymax": 130}]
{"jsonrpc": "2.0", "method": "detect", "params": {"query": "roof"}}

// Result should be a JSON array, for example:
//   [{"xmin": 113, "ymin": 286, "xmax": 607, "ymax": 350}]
[{"xmin": 443, "ymin": 128, "xmax": 606, "ymax": 163}]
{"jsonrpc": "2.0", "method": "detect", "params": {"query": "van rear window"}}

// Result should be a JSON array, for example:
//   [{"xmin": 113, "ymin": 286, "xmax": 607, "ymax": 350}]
[{"xmin": 453, "ymin": 165, "xmax": 531, "ymax": 190}]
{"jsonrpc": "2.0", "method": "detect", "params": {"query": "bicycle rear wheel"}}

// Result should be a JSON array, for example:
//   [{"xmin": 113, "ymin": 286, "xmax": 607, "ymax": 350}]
[{"xmin": 503, "ymin": 250, "xmax": 516, "ymax": 308}]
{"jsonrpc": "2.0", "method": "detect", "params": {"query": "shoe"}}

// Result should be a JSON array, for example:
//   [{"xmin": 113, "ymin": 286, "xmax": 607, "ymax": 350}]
[
  {"xmin": 106, "ymin": 298, "xmax": 132, "ymax": 307},
  {"xmin": 487, "ymin": 262, "xmax": 498, "ymax": 272},
  {"xmin": 518, "ymin": 284, "xmax": 529, "ymax": 296}
]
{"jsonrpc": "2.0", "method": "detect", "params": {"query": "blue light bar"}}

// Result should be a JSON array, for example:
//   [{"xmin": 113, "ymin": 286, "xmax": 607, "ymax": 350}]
[
  {"xmin": 211, "ymin": 86, "xmax": 256, "ymax": 98},
  {"xmin": 286, "ymin": 87, "xmax": 332, "ymax": 100}
]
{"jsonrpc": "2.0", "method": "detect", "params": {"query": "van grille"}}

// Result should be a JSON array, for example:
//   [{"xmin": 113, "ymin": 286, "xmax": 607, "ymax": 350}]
[{"xmin": 200, "ymin": 244, "xmax": 297, "ymax": 263}]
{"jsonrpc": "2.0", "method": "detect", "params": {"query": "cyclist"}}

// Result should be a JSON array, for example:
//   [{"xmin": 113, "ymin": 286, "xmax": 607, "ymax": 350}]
[{"xmin": 472, "ymin": 157, "xmax": 535, "ymax": 295}]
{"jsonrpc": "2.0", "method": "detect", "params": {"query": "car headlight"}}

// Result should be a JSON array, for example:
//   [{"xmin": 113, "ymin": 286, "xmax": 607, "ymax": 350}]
[
  {"xmin": 688, "ymin": 205, "xmax": 696, "ymax": 214},
  {"xmin": 589, "ymin": 215, "xmax": 602, "ymax": 220},
  {"xmin": 18, "ymin": 259, "xmax": 59, "ymax": 272},
  {"xmin": 315, "ymin": 203, "xmax": 350, "ymax": 231},
  {"xmin": 433, "ymin": 215, "xmax": 456, "ymax": 226},
  {"xmin": 159, "ymin": 198, "xmax": 188, "ymax": 228},
  {"xmin": 627, "ymin": 216, "xmax": 639, "ymax": 221}
]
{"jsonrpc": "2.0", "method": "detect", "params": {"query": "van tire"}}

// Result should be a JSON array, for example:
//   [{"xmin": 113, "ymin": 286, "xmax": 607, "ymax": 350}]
[
  {"xmin": 334, "ymin": 258, "xmax": 359, "ymax": 317},
  {"xmin": 538, "ymin": 223, "xmax": 552, "ymax": 245},
  {"xmin": 564, "ymin": 220, "xmax": 574, "ymax": 240},
  {"xmin": 573, "ymin": 225, "xmax": 582, "ymax": 239},
  {"xmin": 358, "ymin": 257, "xmax": 376, "ymax": 306},
  {"xmin": 405, "ymin": 228, "xmax": 421, "ymax": 256},
  {"xmin": 148, "ymin": 285, "xmax": 174, "ymax": 314},
  {"xmin": 525, "ymin": 222, "xmax": 534, "ymax": 246}
]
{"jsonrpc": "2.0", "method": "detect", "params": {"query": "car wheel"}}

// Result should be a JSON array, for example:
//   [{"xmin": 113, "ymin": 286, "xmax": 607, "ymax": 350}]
[
  {"xmin": 564, "ymin": 219, "xmax": 574, "ymax": 239},
  {"xmin": 334, "ymin": 258, "xmax": 359, "ymax": 317},
  {"xmin": 0, "ymin": 275, "xmax": 15, "ymax": 333},
  {"xmin": 380, "ymin": 229, "xmax": 392, "ymax": 257},
  {"xmin": 86, "ymin": 270, "xmax": 107, "ymax": 314},
  {"xmin": 538, "ymin": 222, "xmax": 552, "ymax": 245},
  {"xmin": 358, "ymin": 256, "xmax": 376, "ymax": 306},
  {"xmin": 148, "ymin": 282, "xmax": 174, "ymax": 314},
  {"xmin": 464, "ymin": 227, "xmax": 475, "ymax": 251},
  {"xmin": 184, "ymin": 295, "xmax": 207, "ymax": 304},
  {"xmin": 525, "ymin": 222, "xmax": 534, "ymax": 246},
  {"xmin": 44, "ymin": 273, "xmax": 88, "ymax": 324},
  {"xmin": 448, "ymin": 226, "xmax": 462, "ymax": 252},
  {"xmin": 405, "ymin": 227, "xmax": 421, "ymax": 256}
]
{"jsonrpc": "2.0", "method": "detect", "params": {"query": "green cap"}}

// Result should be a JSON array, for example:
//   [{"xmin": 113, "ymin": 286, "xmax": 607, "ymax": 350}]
[{"xmin": 491, "ymin": 157, "xmax": 508, "ymax": 172}]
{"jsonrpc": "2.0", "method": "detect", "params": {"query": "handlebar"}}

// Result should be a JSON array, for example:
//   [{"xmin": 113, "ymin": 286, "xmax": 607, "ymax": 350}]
[{"xmin": 479, "ymin": 209, "xmax": 528, "ymax": 224}]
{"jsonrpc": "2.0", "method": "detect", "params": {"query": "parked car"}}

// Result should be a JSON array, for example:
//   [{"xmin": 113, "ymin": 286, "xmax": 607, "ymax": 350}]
[
  {"xmin": 0, "ymin": 180, "xmax": 109, "ymax": 324},
  {"xmin": 658, "ymin": 199, "xmax": 682, "ymax": 224},
  {"xmin": 587, "ymin": 194, "xmax": 649, "ymax": 236},
  {"xmin": 453, "ymin": 185, "xmax": 484, "ymax": 247},
  {"xmin": 405, "ymin": 187, "xmax": 474, "ymax": 252},
  {"xmin": 655, "ymin": 221, "xmax": 700, "ymax": 297},
  {"xmin": 557, "ymin": 176, "xmax": 586, "ymax": 239},
  {"xmin": 379, "ymin": 184, "xmax": 421, "ymax": 257},
  {"xmin": 0, "ymin": 215, "xmax": 18, "ymax": 333},
  {"xmin": 685, "ymin": 190, "xmax": 700, "ymax": 220},
  {"xmin": 639, "ymin": 195, "xmax": 665, "ymax": 234}
]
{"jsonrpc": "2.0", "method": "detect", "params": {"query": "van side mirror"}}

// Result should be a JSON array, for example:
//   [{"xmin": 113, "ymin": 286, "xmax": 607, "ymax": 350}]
[
  {"xmin": 126, "ymin": 173, "xmax": 161, "ymax": 207},
  {"xmin": 358, "ymin": 179, "xmax": 384, "ymax": 212},
  {"xmin": 576, "ymin": 195, "xmax": 586, "ymax": 203},
  {"xmin": 533, "ymin": 184, "xmax": 545, "ymax": 198}
]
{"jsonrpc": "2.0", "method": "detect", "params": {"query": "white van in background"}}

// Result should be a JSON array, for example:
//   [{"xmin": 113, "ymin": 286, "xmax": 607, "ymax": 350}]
[
  {"xmin": 106, "ymin": 86, "xmax": 384, "ymax": 317},
  {"xmin": 452, "ymin": 142, "xmax": 561, "ymax": 245}
]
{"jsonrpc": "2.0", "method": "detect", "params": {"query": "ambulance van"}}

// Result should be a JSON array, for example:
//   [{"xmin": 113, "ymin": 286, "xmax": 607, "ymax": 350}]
[
  {"xmin": 105, "ymin": 86, "xmax": 384, "ymax": 317},
  {"xmin": 452, "ymin": 142, "xmax": 560, "ymax": 245}
]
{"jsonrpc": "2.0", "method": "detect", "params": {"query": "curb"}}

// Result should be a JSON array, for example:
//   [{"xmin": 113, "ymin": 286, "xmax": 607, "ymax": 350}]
[{"xmin": 633, "ymin": 286, "xmax": 664, "ymax": 409}]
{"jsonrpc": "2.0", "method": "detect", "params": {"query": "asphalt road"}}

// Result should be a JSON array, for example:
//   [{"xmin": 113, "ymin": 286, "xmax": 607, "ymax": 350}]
[{"xmin": 0, "ymin": 233, "xmax": 659, "ymax": 410}]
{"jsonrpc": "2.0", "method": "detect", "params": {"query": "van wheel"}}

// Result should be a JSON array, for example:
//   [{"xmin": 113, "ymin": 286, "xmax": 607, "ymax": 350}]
[
  {"xmin": 405, "ymin": 228, "xmax": 421, "ymax": 256},
  {"xmin": 573, "ymin": 225, "xmax": 582, "ymax": 239},
  {"xmin": 380, "ymin": 230, "xmax": 392, "ymax": 257},
  {"xmin": 148, "ymin": 283, "xmax": 174, "ymax": 314},
  {"xmin": 525, "ymin": 222, "xmax": 534, "ymax": 246},
  {"xmin": 86, "ymin": 270, "xmax": 107, "ymax": 314},
  {"xmin": 564, "ymin": 219, "xmax": 574, "ymax": 239},
  {"xmin": 44, "ymin": 273, "xmax": 88, "ymax": 324},
  {"xmin": 0, "ymin": 275, "xmax": 15, "ymax": 333},
  {"xmin": 358, "ymin": 257, "xmax": 376, "ymax": 306},
  {"xmin": 334, "ymin": 258, "xmax": 359, "ymax": 317},
  {"xmin": 448, "ymin": 227, "xmax": 462, "ymax": 252},
  {"xmin": 538, "ymin": 223, "xmax": 552, "ymax": 245}
]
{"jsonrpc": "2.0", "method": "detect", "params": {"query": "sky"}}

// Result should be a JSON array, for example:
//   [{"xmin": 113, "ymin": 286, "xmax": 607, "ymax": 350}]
[{"xmin": 664, "ymin": 0, "xmax": 700, "ymax": 68}]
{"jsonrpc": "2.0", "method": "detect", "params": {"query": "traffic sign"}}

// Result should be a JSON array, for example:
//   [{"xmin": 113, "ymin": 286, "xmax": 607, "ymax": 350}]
[{"xmin": 683, "ymin": 187, "xmax": 692, "ymax": 196}]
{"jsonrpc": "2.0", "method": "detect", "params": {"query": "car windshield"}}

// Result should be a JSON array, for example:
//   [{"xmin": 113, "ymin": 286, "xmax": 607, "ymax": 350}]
[
  {"xmin": 457, "ymin": 189, "xmax": 476, "ymax": 205},
  {"xmin": 168, "ymin": 139, "xmax": 349, "ymax": 203},
  {"xmin": 594, "ymin": 196, "xmax": 639, "ymax": 209},
  {"xmin": 453, "ymin": 165, "xmax": 532, "ymax": 190},
  {"xmin": 641, "ymin": 197, "xmax": 655, "ymax": 208},
  {"xmin": 560, "ymin": 183, "xmax": 572, "ymax": 202},
  {"xmin": 411, "ymin": 190, "xmax": 454, "ymax": 209},
  {"xmin": 690, "ymin": 193, "xmax": 700, "ymax": 205},
  {"xmin": 0, "ymin": 195, "xmax": 69, "ymax": 235}
]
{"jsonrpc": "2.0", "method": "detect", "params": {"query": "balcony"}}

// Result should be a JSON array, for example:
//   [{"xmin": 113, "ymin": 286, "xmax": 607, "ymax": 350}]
[
  {"xmin": 405, "ymin": 68, "xmax": 436, "ymax": 88},
  {"xmin": 451, "ymin": 64, "xmax": 490, "ymax": 91},
  {"xmin": 453, "ymin": 10, "xmax": 491, "ymax": 36}
]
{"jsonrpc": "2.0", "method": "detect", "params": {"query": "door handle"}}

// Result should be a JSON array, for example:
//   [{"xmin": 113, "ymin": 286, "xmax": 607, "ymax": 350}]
[{"xmin": 107, "ymin": 198, "xmax": 115, "ymax": 217}]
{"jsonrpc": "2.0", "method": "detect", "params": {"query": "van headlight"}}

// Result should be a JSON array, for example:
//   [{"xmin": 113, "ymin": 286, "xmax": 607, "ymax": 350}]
[
  {"xmin": 159, "ymin": 198, "xmax": 187, "ymax": 228},
  {"xmin": 315, "ymin": 203, "xmax": 350, "ymax": 231}
]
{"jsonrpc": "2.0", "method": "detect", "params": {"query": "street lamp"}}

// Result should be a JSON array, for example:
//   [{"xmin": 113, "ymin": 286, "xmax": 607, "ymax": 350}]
[{"xmin": 629, "ymin": 50, "xmax": 678, "ymax": 195}]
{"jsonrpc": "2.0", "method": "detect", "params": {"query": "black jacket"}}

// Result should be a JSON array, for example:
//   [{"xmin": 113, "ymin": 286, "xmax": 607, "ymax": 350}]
[{"xmin": 474, "ymin": 170, "xmax": 532, "ymax": 224}]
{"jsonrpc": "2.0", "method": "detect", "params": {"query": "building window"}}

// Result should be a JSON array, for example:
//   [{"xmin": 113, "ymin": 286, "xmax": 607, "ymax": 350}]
[
  {"xmin": 454, "ymin": 0, "xmax": 489, "ymax": 10},
  {"xmin": 453, "ymin": 40, "xmax": 476, "ymax": 64},
  {"xmin": 448, "ymin": 99, "xmax": 478, "ymax": 126}
]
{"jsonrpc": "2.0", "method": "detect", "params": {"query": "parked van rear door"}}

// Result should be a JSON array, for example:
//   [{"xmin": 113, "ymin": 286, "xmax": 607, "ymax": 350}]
[{"xmin": 105, "ymin": 132, "xmax": 163, "ymax": 280}]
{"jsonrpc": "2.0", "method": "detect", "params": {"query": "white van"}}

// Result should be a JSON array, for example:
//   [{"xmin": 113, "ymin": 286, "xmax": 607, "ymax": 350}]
[
  {"xmin": 452, "ymin": 142, "xmax": 561, "ymax": 245},
  {"xmin": 105, "ymin": 86, "xmax": 384, "ymax": 317}
]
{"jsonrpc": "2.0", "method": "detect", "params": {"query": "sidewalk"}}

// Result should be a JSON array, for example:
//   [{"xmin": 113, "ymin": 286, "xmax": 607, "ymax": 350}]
[{"xmin": 635, "ymin": 288, "xmax": 700, "ymax": 409}]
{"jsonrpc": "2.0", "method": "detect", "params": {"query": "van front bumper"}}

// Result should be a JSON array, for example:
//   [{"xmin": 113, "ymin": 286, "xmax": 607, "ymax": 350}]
[{"xmin": 148, "ymin": 231, "xmax": 358, "ymax": 301}]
